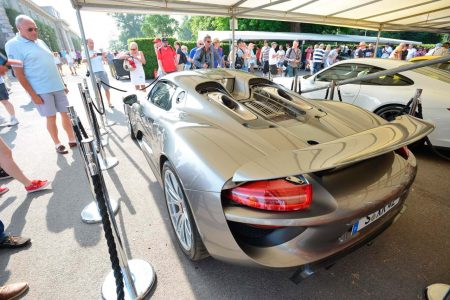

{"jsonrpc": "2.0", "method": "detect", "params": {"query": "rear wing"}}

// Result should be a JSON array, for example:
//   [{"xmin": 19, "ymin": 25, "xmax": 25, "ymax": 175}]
[{"xmin": 233, "ymin": 115, "xmax": 434, "ymax": 182}]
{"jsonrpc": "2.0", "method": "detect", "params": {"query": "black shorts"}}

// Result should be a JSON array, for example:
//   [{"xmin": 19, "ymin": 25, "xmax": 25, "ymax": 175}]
[
  {"xmin": 263, "ymin": 61, "xmax": 269, "ymax": 74},
  {"xmin": 0, "ymin": 83, "xmax": 9, "ymax": 100},
  {"xmin": 270, "ymin": 64, "xmax": 278, "ymax": 75}
]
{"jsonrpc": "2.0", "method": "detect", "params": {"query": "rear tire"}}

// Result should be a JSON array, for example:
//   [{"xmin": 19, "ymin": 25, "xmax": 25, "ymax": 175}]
[
  {"xmin": 162, "ymin": 161, "xmax": 208, "ymax": 261},
  {"xmin": 375, "ymin": 104, "xmax": 405, "ymax": 121}
]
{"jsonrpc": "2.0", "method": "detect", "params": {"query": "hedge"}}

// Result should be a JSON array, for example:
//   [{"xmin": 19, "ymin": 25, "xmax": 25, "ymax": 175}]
[{"xmin": 128, "ymin": 37, "xmax": 231, "ymax": 79}]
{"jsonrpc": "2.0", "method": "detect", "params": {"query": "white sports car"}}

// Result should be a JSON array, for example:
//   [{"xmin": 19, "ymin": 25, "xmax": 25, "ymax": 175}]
[{"xmin": 274, "ymin": 58, "xmax": 450, "ymax": 149}]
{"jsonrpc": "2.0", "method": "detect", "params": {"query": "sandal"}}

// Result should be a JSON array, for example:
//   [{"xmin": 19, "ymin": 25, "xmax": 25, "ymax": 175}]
[
  {"xmin": 56, "ymin": 145, "xmax": 68, "ymax": 154},
  {"xmin": 68, "ymin": 142, "xmax": 77, "ymax": 148}
]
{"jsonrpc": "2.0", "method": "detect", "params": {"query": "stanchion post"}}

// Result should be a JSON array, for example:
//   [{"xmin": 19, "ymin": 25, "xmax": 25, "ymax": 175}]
[
  {"xmin": 329, "ymin": 80, "xmax": 336, "ymax": 100},
  {"xmin": 95, "ymin": 77, "xmax": 116, "ymax": 127},
  {"xmin": 409, "ymin": 88, "xmax": 422, "ymax": 116},
  {"xmin": 82, "ymin": 138, "xmax": 155, "ymax": 299},
  {"xmin": 68, "ymin": 105, "xmax": 119, "ymax": 224},
  {"xmin": 79, "ymin": 83, "xmax": 118, "ymax": 170},
  {"xmin": 83, "ymin": 81, "xmax": 109, "ymax": 136}
]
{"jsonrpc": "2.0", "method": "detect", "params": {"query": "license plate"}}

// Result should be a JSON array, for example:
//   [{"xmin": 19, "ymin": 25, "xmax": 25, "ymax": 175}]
[{"xmin": 351, "ymin": 199, "xmax": 400, "ymax": 235}]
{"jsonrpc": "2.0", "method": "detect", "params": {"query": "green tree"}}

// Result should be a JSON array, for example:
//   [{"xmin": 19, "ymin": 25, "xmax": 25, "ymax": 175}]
[
  {"xmin": 187, "ymin": 16, "xmax": 290, "ymax": 37},
  {"xmin": 110, "ymin": 13, "xmax": 145, "ymax": 47},
  {"xmin": 71, "ymin": 37, "xmax": 81, "ymax": 51},
  {"xmin": 178, "ymin": 16, "xmax": 193, "ymax": 41},
  {"xmin": 141, "ymin": 15, "xmax": 179, "ymax": 37}
]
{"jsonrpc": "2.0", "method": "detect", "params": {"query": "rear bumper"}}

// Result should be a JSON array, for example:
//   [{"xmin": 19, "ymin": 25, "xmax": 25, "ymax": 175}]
[{"xmin": 187, "ymin": 152, "xmax": 417, "ymax": 268}]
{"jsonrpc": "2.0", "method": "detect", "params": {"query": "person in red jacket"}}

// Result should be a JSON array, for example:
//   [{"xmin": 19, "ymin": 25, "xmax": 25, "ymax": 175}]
[{"xmin": 156, "ymin": 38, "xmax": 177, "ymax": 74}]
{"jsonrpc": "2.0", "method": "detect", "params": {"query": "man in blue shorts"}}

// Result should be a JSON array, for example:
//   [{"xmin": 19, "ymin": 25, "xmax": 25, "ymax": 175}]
[{"xmin": 5, "ymin": 15, "xmax": 76, "ymax": 154}]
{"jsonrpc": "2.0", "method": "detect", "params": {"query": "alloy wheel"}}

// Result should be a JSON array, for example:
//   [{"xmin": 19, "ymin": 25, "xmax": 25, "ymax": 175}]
[{"xmin": 164, "ymin": 169, "xmax": 193, "ymax": 251}]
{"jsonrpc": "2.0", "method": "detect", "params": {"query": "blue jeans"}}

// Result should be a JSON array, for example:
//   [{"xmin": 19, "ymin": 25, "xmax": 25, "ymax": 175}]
[
  {"xmin": 0, "ymin": 220, "xmax": 6, "ymax": 242},
  {"xmin": 312, "ymin": 62, "xmax": 322, "ymax": 74},
  {"xmin": 287, "ymin": 65, "xmax": 300, "ymax": 77}
]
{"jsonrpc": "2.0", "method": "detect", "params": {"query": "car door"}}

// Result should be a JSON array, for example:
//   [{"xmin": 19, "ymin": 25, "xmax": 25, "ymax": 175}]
[
  {"xmin": 354, "ymin": 65, "xmax": 415, "ymax": 112},
  {"xmin": 141, "ymin": 80, "xmax": 177, "ymax": 166},
  {"xmin": 302, "ymin": 63, "xmax": 362, "ymax": 103}
]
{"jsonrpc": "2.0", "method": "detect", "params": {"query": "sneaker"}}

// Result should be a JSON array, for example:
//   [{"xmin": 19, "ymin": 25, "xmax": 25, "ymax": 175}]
[
  {"xmin": 0, "ymin": 169, "xmax": 12, "ymax": 180},
  {"xmin": 0, "ymin": 235, "xmax": 30, "ymax": 248},
  {"xmin": 56, "ymin": 145, "xmax": 68, "ymax": 154},
  {"xmin": 25, "ymin": 180, "xmax": 50, "ymax": 193},
  {"xmin": 9, "ymin": 117, "xmax": 18, "ymax": 126},
  {"xmin": 0, "ymin": 186, "xmax": 9, "ymax": 195}
]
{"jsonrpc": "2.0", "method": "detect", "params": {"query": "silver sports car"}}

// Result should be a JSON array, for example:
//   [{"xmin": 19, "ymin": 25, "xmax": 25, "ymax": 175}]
[{"xmin": 123, "ymin": 69, "xmax": 433, "ymax": 269}]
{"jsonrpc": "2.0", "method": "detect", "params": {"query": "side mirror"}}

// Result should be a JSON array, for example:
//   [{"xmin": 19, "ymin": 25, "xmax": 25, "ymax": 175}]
[{"xmin": 123, "ymin": 94, "xmax": 138, "ymax": 106}]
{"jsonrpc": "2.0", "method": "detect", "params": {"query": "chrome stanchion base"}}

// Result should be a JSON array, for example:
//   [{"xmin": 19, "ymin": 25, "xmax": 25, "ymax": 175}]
[
  {"xmin": 99, "ymin": 156, "xmax": 119, "ymax": 170},
  {"xmin": 81, "ymin": 198, "xmax": 119, "ymax": 224},
  {"xmin": 102, "ymin": 259, "xmax": 156, "ymax": 300},
  {"xmin": 101, "ymin": 138, "xmax": 108, "ymax": 147},
  {"xmin": 105, "ymin": 120, "xmax": 117, "ymax": 127},
  {"xmin": 100, "ymin": 128, "xmax": 109, "ymax": 136}
]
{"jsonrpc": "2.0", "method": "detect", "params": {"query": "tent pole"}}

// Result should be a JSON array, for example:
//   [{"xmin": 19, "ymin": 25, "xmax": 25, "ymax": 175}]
[
  {"xmin": 375, "ymin": 24, "xmax": 383, "ymax": 57},
  {"xmin": 75, "ymin": 7, "xmax": 104, "ymax": 118},
  {"xmin": 231, "ymin": 16, "xmax": 236, "ymax": 69}
]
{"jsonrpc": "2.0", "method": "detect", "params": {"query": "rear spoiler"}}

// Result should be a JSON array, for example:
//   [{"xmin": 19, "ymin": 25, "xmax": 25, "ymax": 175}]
[{"xmin": 232, "ymin": 115, "xmax": 434, "ymax": 182}]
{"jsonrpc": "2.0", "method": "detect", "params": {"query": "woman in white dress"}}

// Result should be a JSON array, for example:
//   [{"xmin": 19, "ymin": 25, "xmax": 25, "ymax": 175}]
[{"xmin": 121, "ymin": 42, "xmax": 146, "ymax": 92}]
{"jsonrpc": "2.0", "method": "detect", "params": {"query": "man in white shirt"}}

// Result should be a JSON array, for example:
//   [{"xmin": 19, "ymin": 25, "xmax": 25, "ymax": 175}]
[
  {"xmin": 268, "ymin": 42, "xmax": 279, "ymax": 76},
  {"xmin": 82, "ymin": 38, "xmax": 113, "ymax": 108},
  {"xmin": 381, "ymin": 44, "xmax": 393, "ymax": 58},
  {"xmin": 406, "ymin": 44, "xmax": 417, "ymax": 60}
]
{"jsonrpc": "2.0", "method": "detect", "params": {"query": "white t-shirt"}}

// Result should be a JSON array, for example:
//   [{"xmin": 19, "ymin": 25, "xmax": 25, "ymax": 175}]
[
  {"xmin": 277, "ymin": 50, "xmax": 285, "ymax": 63},
  {"xmin": 406, "ymin": 48, "xmax": 417, "ymax": 60},
  {"xmin": 53, "ymin": 56, "xmax": 61, "ymax": 65},
  {"xmin": 83, "ymin": 49, "xmax": 105, "ymax": 73},
  {"xmin": 269, "ymin": 48, "xmax": 278, "ymax": 65}
]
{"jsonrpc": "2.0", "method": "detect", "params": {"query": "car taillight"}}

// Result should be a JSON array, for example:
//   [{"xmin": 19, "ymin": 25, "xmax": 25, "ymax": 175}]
[
  {"xmin": 395, "ymin": 146, "xmax": 410, "ymax": 159},
  {"xmin": 226, "ymin": 176, "xmax": 312, "ymax": 211}
]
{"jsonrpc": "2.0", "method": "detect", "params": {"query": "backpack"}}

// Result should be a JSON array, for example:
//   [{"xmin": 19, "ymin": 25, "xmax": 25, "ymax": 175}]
[{"xmin": 235, "ymin": 48, "xmax": 244, "ymax": 69}]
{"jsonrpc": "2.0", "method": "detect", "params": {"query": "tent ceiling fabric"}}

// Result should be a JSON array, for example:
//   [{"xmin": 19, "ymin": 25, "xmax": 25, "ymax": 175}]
[{"xmin": 70, "ymin": 0, "xmax": 450, "ymax": 33}]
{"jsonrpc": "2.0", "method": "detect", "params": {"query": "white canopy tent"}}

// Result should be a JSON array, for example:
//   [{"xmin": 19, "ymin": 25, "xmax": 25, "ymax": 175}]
[
  {"xmin": 70, "ymin": 0, "xmax": 450, "ymax": 34},
  {"xmin": 197, "ymin": 30, "xmax": 423, "ymax": 45}
]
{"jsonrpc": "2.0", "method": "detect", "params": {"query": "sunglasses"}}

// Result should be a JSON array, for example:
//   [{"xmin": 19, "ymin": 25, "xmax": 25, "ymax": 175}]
[
  {"xmin": 199, "ymin": 43, "xmax": 204, "ymax": 46},
  {"xmin": 205, "ymin": 40, "xmax": 211, "ymax": 43},
  {"xmin": 130, "ymin": 48, "xmax": 137, "ymax": 50},
  {"xmin": 27, "ymin": 27, "xmax": 38, "ymax": 32}
]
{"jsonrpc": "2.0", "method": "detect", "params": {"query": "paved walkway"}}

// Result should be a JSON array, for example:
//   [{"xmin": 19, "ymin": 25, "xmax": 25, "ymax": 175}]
[{"xmin": 0, "ymin": 65, "xmax": 449, "ymax": 299}]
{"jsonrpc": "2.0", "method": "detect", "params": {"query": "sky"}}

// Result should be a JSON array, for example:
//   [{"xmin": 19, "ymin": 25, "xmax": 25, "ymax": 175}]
[{"xmin": 32, "ymin": 0, "xmax": 118, "ymax": 49}]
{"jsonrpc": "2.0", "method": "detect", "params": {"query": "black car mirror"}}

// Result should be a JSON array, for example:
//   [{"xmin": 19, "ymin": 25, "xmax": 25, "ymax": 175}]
[{"xmin": 123, "ymin": 94, "xmax": 138, "ymax": 106}]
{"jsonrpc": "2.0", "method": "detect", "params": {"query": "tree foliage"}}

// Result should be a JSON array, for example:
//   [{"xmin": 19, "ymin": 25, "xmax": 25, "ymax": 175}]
[
  {"xmin": 187, "ymin": 17, "xmax": 290, "ymax": 35},
  {"xmin": 141, "ymin": 15, "xmax": 179, "ymax": 37},
  {"xmin": 178, "ymin": 16, "xmax": 193, "ymax": 41},
  {"xmin": 110, "ymin": 13, "xmax": 145, "ymax": 49}
]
